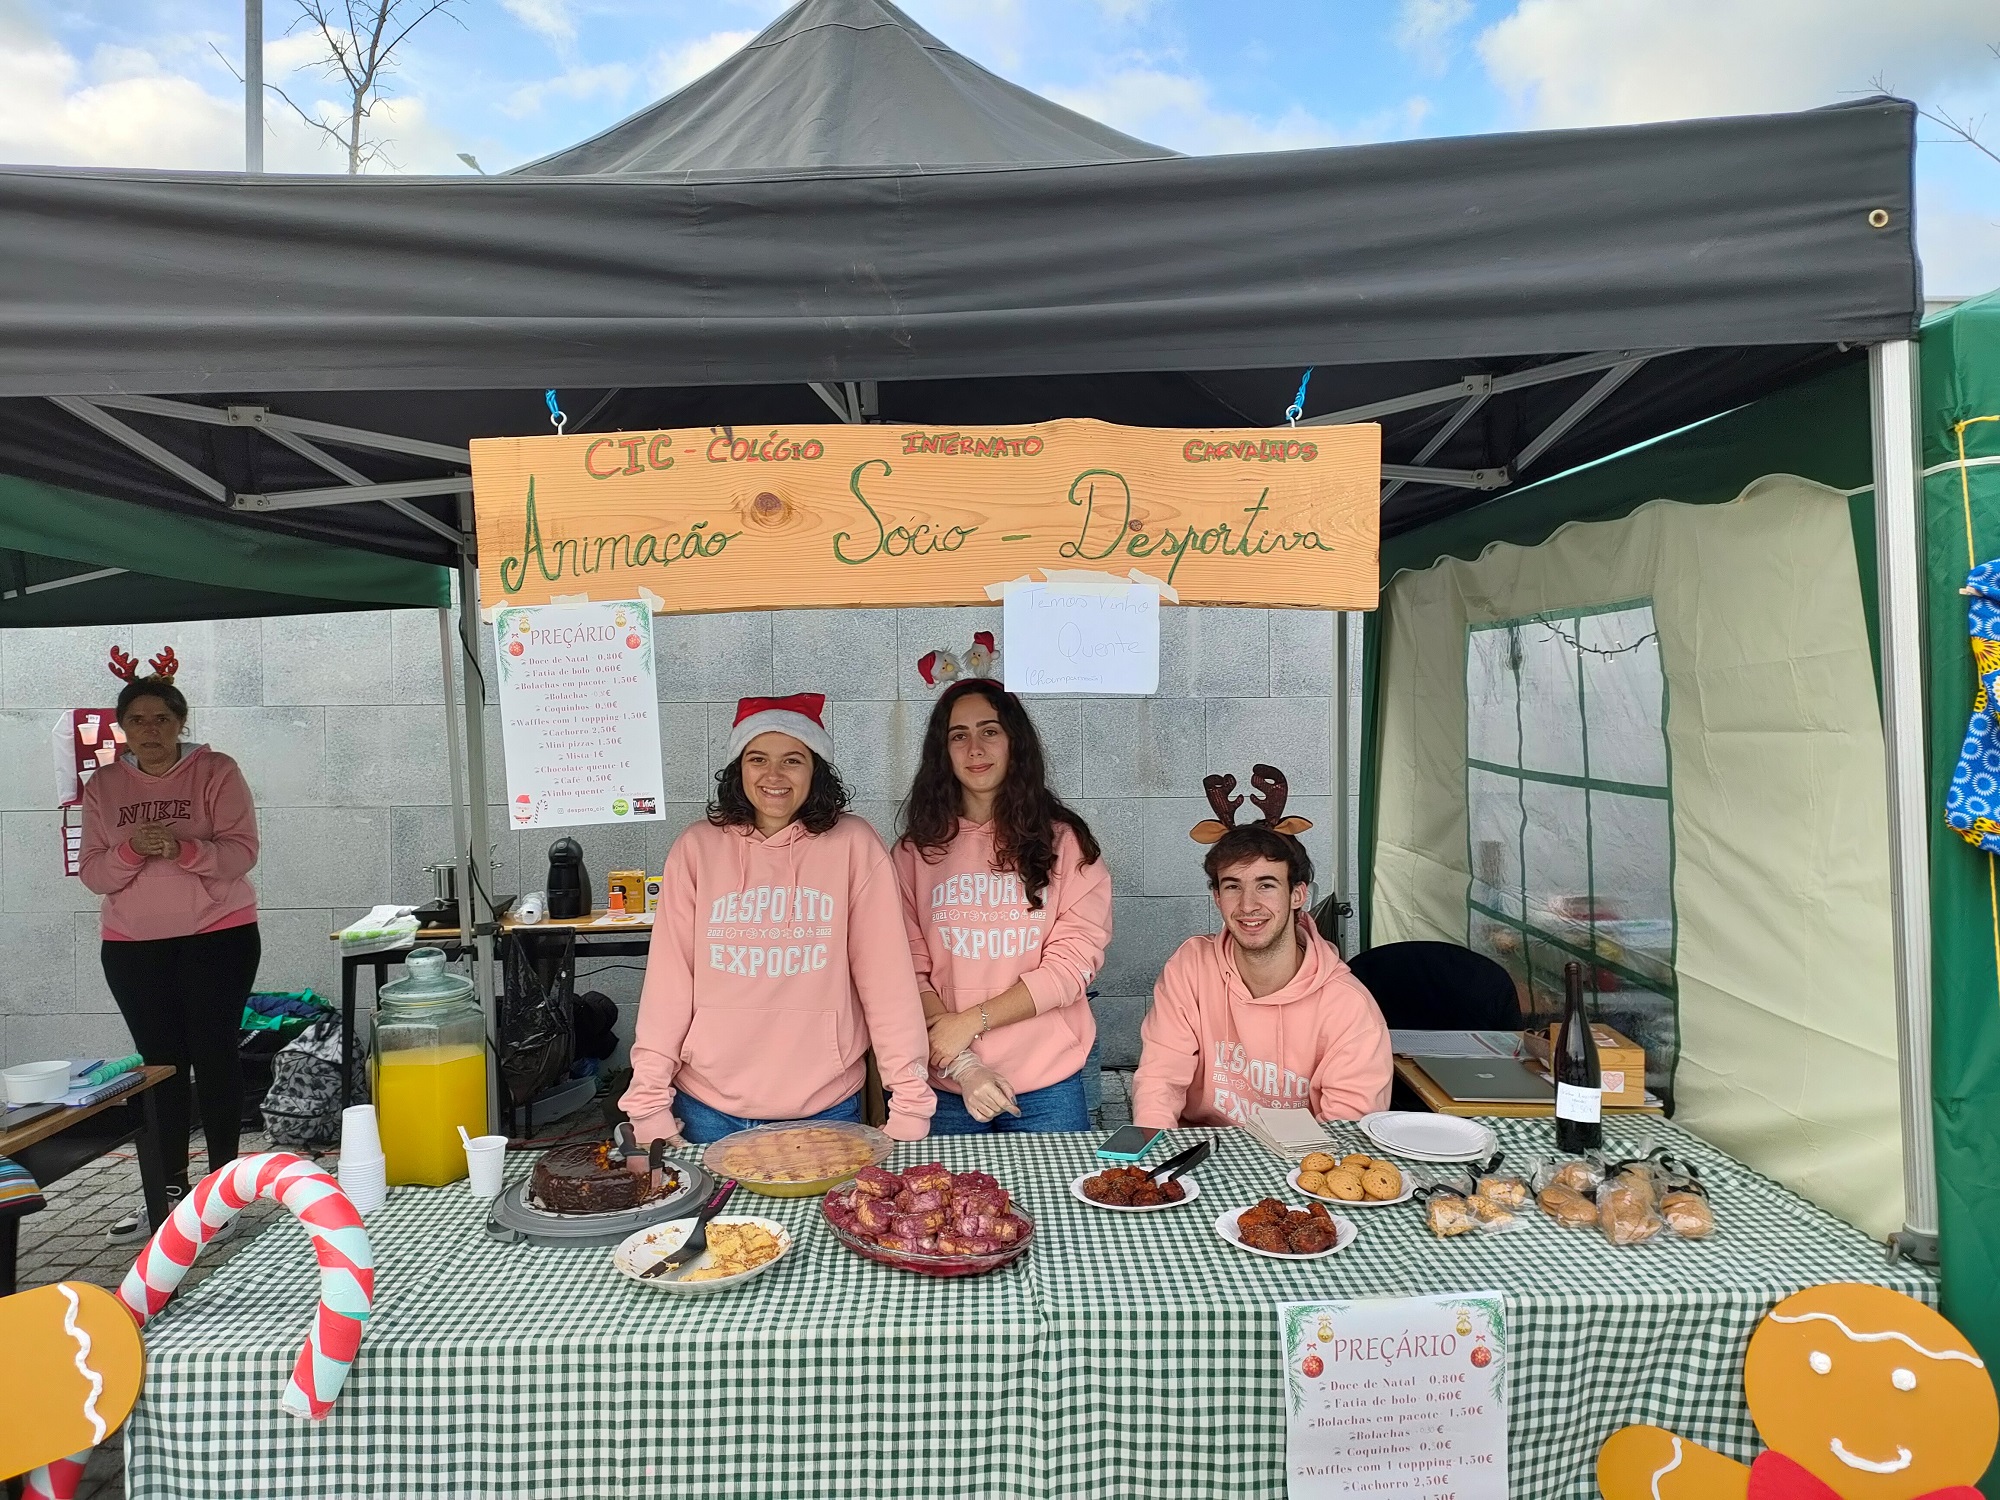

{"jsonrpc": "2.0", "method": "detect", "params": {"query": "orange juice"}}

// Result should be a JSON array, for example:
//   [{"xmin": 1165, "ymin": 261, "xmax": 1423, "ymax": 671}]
[{"xmin": 375, "ymin": 1043, "xmax": 488, "ymax": 1186}]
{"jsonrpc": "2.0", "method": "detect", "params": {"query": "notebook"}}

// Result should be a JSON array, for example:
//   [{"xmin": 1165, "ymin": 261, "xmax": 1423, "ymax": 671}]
[{"xmin": 1410, "ymin": 1055, "xmax": 1556, "ymax": 1104}]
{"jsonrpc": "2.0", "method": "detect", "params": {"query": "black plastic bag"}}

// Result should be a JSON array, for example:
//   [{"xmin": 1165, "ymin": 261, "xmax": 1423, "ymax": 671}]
[{"xmin": 500, "ymin": 931, "xmax": 576, "ymax": 1109}]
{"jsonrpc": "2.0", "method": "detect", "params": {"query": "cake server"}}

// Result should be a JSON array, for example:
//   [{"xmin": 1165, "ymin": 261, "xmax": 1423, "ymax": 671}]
[{"xmin": 641, "ymin": 1179, "xmax": 738, "ymax": 1278}]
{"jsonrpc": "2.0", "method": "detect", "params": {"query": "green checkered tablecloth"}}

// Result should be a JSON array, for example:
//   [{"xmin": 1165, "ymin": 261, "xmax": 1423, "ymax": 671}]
[{"xmin": 123, "ymin": 1118, "xmax": 1933, "ymax": 1499}]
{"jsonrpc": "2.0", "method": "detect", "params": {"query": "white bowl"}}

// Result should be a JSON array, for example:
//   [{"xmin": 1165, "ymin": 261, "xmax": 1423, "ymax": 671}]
[{"xmin": 3, "ymin": 1059, "xmax": 71, "ymax": 1105}]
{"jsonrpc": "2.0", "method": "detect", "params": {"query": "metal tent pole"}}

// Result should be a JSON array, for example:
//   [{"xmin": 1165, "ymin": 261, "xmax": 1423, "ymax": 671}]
[
  {"xmin": 244, "ymin": 1, "xmax": 263, "ymax": 174},
  {"xmin": 437, "ymin": 607, "xmax": 471, "ymax": 949},
  {"xmin": 1331, "ymin": 610, "xmax": 1354, "ymax": 954},
  {"xmin": 1869, "ymin": 337, "xmax": 1940, "ymax": 1264},
  {"xmin": 453, "ymin": 516, "xmax": 499, "ymax": 1133}
]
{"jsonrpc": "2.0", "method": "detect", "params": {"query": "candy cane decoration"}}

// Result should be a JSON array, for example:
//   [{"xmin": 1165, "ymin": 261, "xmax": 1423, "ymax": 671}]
[
  {"xmin": 123, "ymin": 1152, "xmax": 374, "ymax": 1417},
  {"xmin": 25, "ymin": 1154, "xmax": 375, "ymax": 1500}
]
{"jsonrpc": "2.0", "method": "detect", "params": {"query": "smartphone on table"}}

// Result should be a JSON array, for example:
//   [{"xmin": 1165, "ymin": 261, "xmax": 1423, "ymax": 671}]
[{"xmin": 1096, "ymin": 1125, "xmax": 1163, "ymax": 1162}]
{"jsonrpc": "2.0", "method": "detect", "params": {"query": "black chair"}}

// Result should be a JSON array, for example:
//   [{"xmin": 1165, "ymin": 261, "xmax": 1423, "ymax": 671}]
[{"xmin": 1347, "ymin": 941, "xmax": 1522, "ymax": 1032}]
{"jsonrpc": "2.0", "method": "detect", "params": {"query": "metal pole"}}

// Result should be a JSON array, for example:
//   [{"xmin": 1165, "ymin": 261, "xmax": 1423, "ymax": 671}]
[
  {"xmin": 1331, "ymin": 610, "xmax": 1354, "ymax": 954},
  {"xmin": 436, "ymin": 606, "xmax": 471, "ymax": 949},
  {"xmin": 244, "ymin": 0, "xmax": 263, "ymax": 173},
  {"xmin": 453, "ymin": 505, "xmax": 499, "ymax": 1133},
  {"xmin": 1869, "ymin": 337, "xmax": 1940, "ymax": 1264}
]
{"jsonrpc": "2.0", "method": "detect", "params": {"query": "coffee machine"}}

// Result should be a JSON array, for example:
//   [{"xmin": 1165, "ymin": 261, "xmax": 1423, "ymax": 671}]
[{"xmin": 545, "ymin": 837, "xmax": 591, "ymax": 920}]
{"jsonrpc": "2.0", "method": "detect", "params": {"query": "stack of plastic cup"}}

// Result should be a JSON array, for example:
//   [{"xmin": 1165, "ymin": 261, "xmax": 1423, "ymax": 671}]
[{"xmin": 336, "ymin": 1104, "xmax": 388, "ymax": 1215}]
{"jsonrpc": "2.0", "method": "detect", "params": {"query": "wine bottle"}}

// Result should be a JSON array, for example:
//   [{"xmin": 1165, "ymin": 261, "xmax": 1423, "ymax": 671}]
[{"xmin": 1554, "ymin": 960, "xmax": 1603, "ymax": 1152}]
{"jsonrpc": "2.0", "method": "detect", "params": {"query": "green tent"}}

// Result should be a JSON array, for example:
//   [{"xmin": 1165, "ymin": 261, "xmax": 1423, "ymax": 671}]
[
  {"xmin": 1362, "ymin": 289, "xmax": 2000, "ymax": 1490},
  {"xmin": 0, "ymin": 473, "xmax": 449, "ymax": 626}
]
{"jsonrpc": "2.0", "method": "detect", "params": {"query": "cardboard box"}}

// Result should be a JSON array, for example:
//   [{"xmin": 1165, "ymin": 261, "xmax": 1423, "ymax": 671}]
[
  {"xmin": 1522, "ymin": 1023, "xmax": 1647, "ymax": 1107},
  {"xmin": 607, "ymin": 869, "xmax": 646, "ymax": 915}
]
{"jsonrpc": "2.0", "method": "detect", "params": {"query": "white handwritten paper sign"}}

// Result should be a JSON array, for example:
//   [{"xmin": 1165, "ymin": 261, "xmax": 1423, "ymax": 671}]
[
  {"xmin": 1002, "ymin": 580, "xmax": 1160, "ymax": 694},
  {"xmin": 1278, "ymin": 1293, "xmax": 1509, "ymax": 1499},
  {"xmin": 492, "ymin": 600, "xmax": 665, "ymax": 830}
]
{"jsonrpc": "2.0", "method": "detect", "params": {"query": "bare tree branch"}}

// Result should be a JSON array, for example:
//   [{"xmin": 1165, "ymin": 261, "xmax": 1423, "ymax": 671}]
[{"xmin": 281, "ymin": 0, "xmax": 463, "ymax": 173}]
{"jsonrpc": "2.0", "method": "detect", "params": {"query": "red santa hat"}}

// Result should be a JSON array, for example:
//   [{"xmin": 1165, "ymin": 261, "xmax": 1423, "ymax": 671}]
[{"xmin": 726, "ymin": 692, "xmax": 835, "ymax": 766}]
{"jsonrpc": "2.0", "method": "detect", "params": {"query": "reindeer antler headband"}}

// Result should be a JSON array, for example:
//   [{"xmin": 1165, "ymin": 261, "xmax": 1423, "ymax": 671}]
[
  {"xmin": 1190, "ymin": 763, "xmax": 1314, "ymax": 844},
  {"xmin": 108, "ymin": 645, "xmax": 179, "ymax": 684}
]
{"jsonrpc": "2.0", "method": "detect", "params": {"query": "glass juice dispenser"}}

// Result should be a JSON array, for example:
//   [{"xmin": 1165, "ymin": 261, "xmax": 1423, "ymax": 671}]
[{"xmin": 373, "ymin": 948, "xmax": 488, "ymax": 1186}]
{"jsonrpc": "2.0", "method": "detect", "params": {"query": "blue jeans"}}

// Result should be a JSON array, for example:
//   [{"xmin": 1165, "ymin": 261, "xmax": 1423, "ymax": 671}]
[
  {"xmin": 675, "ymin": 1089, "xmax": 863, "ymax": 1145},
  {"xmin": 929, "ymin": 1070, "xmax": 1091, "ymax": 1135}
]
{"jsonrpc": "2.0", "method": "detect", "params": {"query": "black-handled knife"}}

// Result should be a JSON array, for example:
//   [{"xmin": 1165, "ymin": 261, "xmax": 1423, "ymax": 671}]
[
  {"xmin": 641, "ymin": 1179, "xmax": 738, "ymax": 1279},
  {"xmin": 1150, "ymin": 1140, "xmax": 1211, "ymax": 1183}
]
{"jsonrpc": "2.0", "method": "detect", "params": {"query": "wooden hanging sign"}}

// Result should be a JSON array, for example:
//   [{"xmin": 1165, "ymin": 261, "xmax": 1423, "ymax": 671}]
[{"xmin": 470, "ymin": 419, "xmax": 1380, "ymax": 615}]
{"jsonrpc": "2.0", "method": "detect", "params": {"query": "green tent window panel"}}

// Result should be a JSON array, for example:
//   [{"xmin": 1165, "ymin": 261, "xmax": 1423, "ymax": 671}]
[{"xmin": 1464, "ymin": 601, "xmax": 1679, "ymax": 1101}]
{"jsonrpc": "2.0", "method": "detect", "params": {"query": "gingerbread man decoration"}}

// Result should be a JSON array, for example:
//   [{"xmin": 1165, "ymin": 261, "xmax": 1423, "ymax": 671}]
[{"xmin": 1598, "ymin": 1283, "xmax": 1996, "ymax": 1500}]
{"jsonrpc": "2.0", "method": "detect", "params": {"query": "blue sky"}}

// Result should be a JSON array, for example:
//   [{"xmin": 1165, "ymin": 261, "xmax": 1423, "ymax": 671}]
[{"xmin": 6, "ymin": 0, "xmax": 2000, "ymax": 292}]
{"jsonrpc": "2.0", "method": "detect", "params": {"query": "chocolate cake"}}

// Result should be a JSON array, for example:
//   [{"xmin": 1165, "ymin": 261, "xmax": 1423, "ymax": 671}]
[{"xmin": 529, "ymin": 1141, "xmax": 671, "ymax": 1215}]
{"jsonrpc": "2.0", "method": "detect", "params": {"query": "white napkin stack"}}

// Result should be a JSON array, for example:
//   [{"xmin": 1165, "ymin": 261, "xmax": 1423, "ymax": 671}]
[{"xmin": 1242, "ymin": 1106, "xmax": 1335, "ymax": 1163}]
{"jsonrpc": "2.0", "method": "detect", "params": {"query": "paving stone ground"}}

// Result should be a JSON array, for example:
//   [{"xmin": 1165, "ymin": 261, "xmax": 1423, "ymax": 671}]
[{"xmin": 12, "ymin": 1070, "xmax": 1135, "ymax": 1498}]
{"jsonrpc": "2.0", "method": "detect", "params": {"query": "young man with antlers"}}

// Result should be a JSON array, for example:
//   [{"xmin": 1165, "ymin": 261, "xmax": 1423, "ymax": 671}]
[{"xmin": 1131, "ymin": 765, "xmax": 1391, "ymax": 1130}]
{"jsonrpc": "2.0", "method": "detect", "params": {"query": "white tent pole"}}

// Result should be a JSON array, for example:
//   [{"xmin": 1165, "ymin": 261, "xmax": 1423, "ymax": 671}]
[
  {"xmin": 1869, "ymin": 337, "xmax": 1940, "ymax": 1264},
  {"xmin": 1331, "ymin": 609, "xmax": 1354, "ymax": 954},
  {"xmin": 453, "ymin": 515, "xmax": 499, "ymax": 1133}
]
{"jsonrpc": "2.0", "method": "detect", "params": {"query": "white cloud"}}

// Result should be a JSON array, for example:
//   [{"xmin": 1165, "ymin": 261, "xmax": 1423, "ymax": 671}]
[
  {"xmin": 500, "ymin": 0, "xmax": 576, "ymax": 45},
  {"xmin": 0, "ymin": 3, "xmax": 470, "ymax": 174},
  {"xmin": 0, "ymin": 6, "xmax": 238, "ymax": 168},
  {"xmin": 648, "ymin": 29, "xmax": 757, "ymax": 95},
  {"xmin": 1046, "ymin": 69, "xmax": 1426, "ymax": 155},
  {"xmin": 503, "ymin": 61, "xmax": 636, "ymax": 119},
  {"xmin": 1394, "ymin": 0, "xmax": 1472, "ymax": 77},
  {"xmin": 1477, "ymin": 0, "xmax": 1999, "ymax": 127}
]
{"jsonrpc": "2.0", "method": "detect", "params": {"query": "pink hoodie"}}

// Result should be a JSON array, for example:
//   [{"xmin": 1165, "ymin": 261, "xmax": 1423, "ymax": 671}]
[
  {"xmin": 1133, "ymin": 919, "xmax": 1391, "ymax": 1129},
  {"xmin": 622, "ymin": 814, "xmax": 936, "ymax": 1143},
  {"xmin": 78, "ymin": 744, "xmax": 259, "ymax": 942},
  {"xmin": 893, "ymin": 821, "xmax": 1112, "ymax": 1096}
]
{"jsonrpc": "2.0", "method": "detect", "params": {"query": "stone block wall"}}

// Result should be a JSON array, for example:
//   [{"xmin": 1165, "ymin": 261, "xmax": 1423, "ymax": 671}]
[{"xmin": 0, "ymin": 606, "xmax": 1348, "ymax": 1073}]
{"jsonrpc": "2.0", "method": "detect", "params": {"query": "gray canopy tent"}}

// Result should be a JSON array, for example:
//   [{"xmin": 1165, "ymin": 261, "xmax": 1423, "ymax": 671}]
[{"xmin": 0, "ymin": 0, "xmax": 1935, "ymax": 1254}]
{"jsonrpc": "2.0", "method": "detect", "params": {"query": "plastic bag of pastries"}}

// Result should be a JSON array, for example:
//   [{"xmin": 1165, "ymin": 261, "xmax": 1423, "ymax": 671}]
[
  {"xmin": 1531, "ymin": 1154, "xmax": 1606, "ymax": 1199},
  {"xmin": 1537, "ymin": 1184, "xmax": 1600, "ymax": 1228},
  {"xmin": 1420, "ymin": 1186, "xmax": 1477, "ymax": 1238},
  {"xmin": 1595, "ymin": 1175, "xmax": 1666, "ymax": 1246},
  {"xmin": 1660, "ymin": 1188, "xmax": 1715, "ymax": 1238}
]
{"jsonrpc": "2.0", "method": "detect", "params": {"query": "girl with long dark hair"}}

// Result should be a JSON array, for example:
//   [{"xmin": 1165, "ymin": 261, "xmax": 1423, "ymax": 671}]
[
  {"xmin": 622, "ymin": 693, "xmax": 935, "ymax": 1146},
  {"xmin": 893, "ymin": 678, "xmax": 1112, "ymax": 1133}
]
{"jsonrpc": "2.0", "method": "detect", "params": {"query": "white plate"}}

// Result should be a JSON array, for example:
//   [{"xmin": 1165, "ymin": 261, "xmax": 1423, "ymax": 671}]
[
  {"xmin": 612, "ymin": 1214, "xmax": 792, "ymax": 1294},
  {"xmin": 1068, "ymin": 1171, "xmax": 1203, "ymax": 1213},
  {"xmin": 1286, "ymin": 1165, "xmax": 1414, "ymax": 1208},
  {"xmin": 1358, "ymin": 1111, "xmax": 1497, "ymax": 1162},
  {"xmin": 1214, "ymin": 1205, "xmax": 1357, "ymax": 1261}
]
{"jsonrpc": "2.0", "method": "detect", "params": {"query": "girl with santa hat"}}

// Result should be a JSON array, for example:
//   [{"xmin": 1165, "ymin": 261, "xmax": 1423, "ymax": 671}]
[{"xmin": 621, "ymin": 693, "xmax": 935, "ymax": 1145}]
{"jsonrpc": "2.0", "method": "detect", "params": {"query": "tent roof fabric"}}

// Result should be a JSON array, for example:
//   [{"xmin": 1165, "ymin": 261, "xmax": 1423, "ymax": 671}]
[
  {"xmin": 518, "ymin": 0, "xmax": 1170, "ymax": 175},
  {"xmin": 0, "ymin": 473, "xmax": 449, "ymax": 625},
  {"xmin": 0, "ymin": 100, "xmax": 1915, "ymax": 400}
]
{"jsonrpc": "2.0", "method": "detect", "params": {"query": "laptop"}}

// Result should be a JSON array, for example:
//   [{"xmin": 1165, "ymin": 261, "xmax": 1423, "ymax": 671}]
[{"xmin": 1411, "ymin": 1055, "xmax": 1556, "ymax": 1104}]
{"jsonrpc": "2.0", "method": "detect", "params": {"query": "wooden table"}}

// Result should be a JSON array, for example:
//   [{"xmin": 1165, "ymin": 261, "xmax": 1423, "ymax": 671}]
[
  {"xmin": 1394, "ymin": 1054, "xmax": 1666, "ymax": 1118},
  {"xmin": 0, "ymin": 1065, "xmax": 175, "ymax": 1295}
]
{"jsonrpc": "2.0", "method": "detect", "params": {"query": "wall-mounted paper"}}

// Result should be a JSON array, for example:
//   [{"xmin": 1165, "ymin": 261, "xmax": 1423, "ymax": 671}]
[
  {"xmin": 492, "ymin": 600, "xmax": 665, "ymax": 829},
  {"xmin": 1003, "ymin": 580, "xmax": 1159, "ymax": 694}
]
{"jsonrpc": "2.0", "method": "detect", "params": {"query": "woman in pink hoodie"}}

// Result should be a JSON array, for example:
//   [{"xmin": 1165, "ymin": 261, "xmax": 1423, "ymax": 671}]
[
  {"xmin": 78, "ymin": 663, "xmax": 261, "ymax": 1233},
  {"xmin": 1134, "ymin": 824, "xmax": 1390, "ymax": 1130},
  {"xmin": 621, "ymin": 694, "xmax": 935, "ymax": 1146},
  {"xmin": 894, "ymin": 679, "xmax": 1112, "ymax": 1134}
]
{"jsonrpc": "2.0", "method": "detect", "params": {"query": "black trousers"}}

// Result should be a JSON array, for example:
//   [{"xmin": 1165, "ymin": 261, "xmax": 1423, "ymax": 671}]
[{"xmin": 100, "ymin": 924, "xmax": 262, "ymax": 1191}]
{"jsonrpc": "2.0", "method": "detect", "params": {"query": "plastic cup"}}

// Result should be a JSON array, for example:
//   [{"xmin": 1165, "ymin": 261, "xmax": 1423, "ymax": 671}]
[
  {"xmin": 337, "ymin": 1153, "xmax": 388, "ymax": 1216},
  {"xmin": 341, "ymin": 1105, "xmax": 382, "ymax": 1160},
  {"xmin": 464, "ymin": 1134, "xmax": 508, "ymax": 1199}
]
